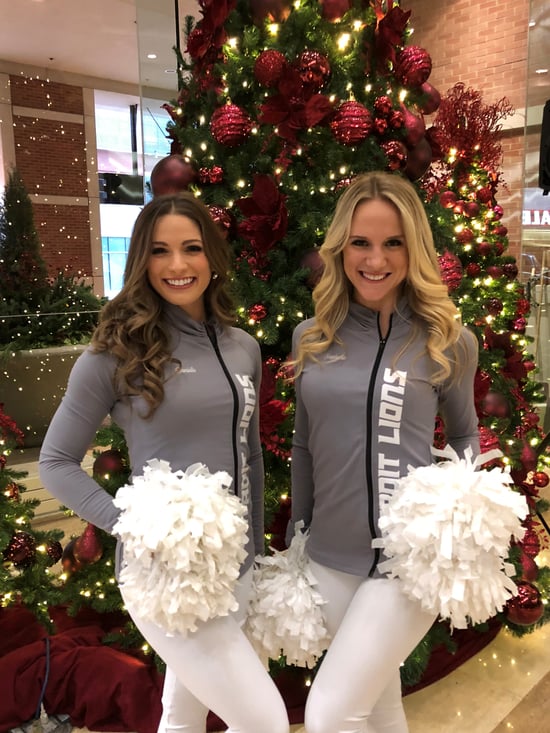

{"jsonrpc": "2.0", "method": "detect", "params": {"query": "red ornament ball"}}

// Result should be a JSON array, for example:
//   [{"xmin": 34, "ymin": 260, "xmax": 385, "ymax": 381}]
[
  {"xmin": 503, "ymin": 262, "xmax": 518, "ymax": 280},
  {"xmin": 330, "ymin": 101, "xmax": 373, "ymax": 145},
  {"xmin": 395, "ymin": 46, "xmax": 432, "ymax": 87},
  {"xmin": 4, "ymin": 481, "xmax": 20, "ymax": 501},
  {"xmin": 210, "ymin": 105, "xmax": 253, "ymax": 147},
  {"xmin": 380, "ymin": 140, "xmax": 407, "ymax": 171},
  {"xmin": 298, "ymin": 51, "xmax": 331, "ymax": 90},
  {"xmin": 92, "ymin": 449, "xmax": 125, "ymax": 477},
  {"xmin": 374, "ymin": 95, "xmax": 393, "ymax": 117},
  {"xmin": 476, "ymin": 240, "xmax": 492, "ymax": 256},
  {"xmin": 419, "ymin": 82, "xmax": 441, "ymax": 114},
  {"xmin": 438, "ymin": 251, "xmax": 463, "ymax": 292},
  {"xmin": 3, "ymin": 531, "xmax": 37, "ymax": 568},
  {"xmin": 320, "ymin": 0, "xmax": 351, "ymax": 20},
  {"xmin": 533, "ymin": 471, "xmax": 550, "ymax": 488},
  {"xmin": 463, "ymin": 201, "xmax": 480, "ymax": 218},
  {"xmin": 254, "ymin": 50, "xmax": 287, "ymax": 87},
  {"xmin": 199, "ymin": 166, "xmax": 224, "ymax": 185},
  {"xmin": 46, "ymin": 540, "xmax": 63, "ymax": 566},
  {"xmin": 73, "ymin": 523, "xmax": 103, "ymax": 564},
  {"xmin": 513, "ymin": 317, "xmax": 527, "ymax": 333},
  {"xmin": 466, "ymin": 262, "xmax": 481, "ymax": 277},
  {"xmin": 486, "ymin": 265, "xmax": 503, "ymax": 279},
  {"xmin": 486, "ymin": 297, "xmax": 503, "ymax": 316},
  {"xmin": 456, "ymin": 228, "xmax": 474, "ymax": 244},
  {"xmin": 504, "ymin": 581, "xmax": 544, "ymax": 626},
  {"xmin": 476, "ymin": 186, "xmax": 493, "ymax": 204},
  {"xmin": 61, "ymin": 538, "xmax": 82, "ymax": 574},
  {"xmin": 439, "ymin": 191, "xmax": 457, "ymax": 209},
  {"xmin": 401, "ymin": 106, "xmax": 426, "ymax": 147},
  {"xmin": 150, "ymin": 155, "xmax": 198, "ymax": 196}
]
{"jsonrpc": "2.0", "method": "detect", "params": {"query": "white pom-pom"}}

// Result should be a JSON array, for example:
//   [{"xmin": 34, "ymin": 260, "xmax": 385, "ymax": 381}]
[
  {"xmin": 113, "ymin": 460, "xmax": 248, "ymax": 636},
  {"xmin": 244, "ymin": 521, "xmax": 331, "ymax": 668},
  {"xmin": 372, "ymin": 446, "xmax": 529, "ymax": 630}
]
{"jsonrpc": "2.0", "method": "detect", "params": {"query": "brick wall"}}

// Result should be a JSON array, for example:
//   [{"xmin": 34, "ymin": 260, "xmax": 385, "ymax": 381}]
[
  {"xmin": 405, "ymin": 0, "xmax": 530, "ymax": 260},
  {"xmin": 8, "ymin": 75, "xmax": 92, "ymax": 277}
]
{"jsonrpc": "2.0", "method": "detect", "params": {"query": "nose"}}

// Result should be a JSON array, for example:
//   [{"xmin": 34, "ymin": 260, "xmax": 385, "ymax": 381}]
[
  {"xmin": 365, "ymin": 244, "xmax": 387, "ymax": 268},
  {"xmin": 167, "ymin": 251, "xmax": 189, "ymax": 271}
]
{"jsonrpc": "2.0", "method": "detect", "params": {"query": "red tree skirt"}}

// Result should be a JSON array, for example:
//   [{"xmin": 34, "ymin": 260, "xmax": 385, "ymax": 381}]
[{"xmin": 0, "ymin": 605, "xmax": 500, "ymax": 732}]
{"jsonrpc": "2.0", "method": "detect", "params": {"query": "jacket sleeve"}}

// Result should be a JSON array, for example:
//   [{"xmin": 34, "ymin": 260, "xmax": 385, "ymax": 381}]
[
  {"xmin": 439, "ymin": 327, "xmax": 480, "ymax": 460},
  {"xmin": 287, "ymin": 327, "xmax": 314, "ymax": 545},
  {"xmin": 39, "ymin": 348, "xmax": 122, "ymax": 534},
  {"xmin": 248, "ymin": 338, "xmax": 265, "ymax": 556}
]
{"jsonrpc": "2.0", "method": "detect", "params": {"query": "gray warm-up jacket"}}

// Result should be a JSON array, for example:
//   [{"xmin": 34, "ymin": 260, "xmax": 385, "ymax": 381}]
[
  {"xmin": 290, "ymin": 299, "xmax": 480, "ymax": 578},
  {"xmin": 39, "ymin": 302, "xmax": 265, "ymax": 576}
]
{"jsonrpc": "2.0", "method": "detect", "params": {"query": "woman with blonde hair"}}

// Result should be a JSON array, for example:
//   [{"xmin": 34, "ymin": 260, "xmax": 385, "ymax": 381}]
[{"xmin": 288, "ymin": 171, "xmax": 479, "ymax": 733}]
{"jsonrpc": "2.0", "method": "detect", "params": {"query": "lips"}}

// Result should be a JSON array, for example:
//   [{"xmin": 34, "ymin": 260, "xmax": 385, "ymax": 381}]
[{"xmin": 361, "ymin": 272, "xmax": 388, "ymax": 281}]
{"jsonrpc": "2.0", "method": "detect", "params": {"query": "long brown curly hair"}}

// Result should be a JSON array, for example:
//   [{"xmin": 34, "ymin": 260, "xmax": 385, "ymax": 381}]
[{"xmin": 92, "ymin": 192, "xmax": 234, "ymax": 416}]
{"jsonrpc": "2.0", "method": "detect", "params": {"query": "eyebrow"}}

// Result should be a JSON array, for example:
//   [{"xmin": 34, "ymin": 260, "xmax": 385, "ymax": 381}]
[{"xmin": 151, "ymin": 238, "xmax": 204, "ymax": 246}]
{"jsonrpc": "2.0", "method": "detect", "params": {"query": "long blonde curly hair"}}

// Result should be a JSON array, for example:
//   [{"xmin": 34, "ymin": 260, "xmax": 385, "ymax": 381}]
[
  {"xmin": 292, "ymin": 171, "xmax": 466, "ymax": 383},
  {"xmin": 92, "ymin": 192, "xmax": 234, "ymax": 416}
]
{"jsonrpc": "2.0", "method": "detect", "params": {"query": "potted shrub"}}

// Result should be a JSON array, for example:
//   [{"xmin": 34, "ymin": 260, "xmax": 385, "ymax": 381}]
[{"xmin": 0, "ymin": 169, "xmax": 106, "ymax": 447}]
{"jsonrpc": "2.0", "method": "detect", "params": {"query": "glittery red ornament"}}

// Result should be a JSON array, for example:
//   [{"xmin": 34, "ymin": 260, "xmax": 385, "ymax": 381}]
[
  {"xmin": 533, "ymin": 471, "xmax": 549, "ymax": 488},
  {"xmin": 494, "ymin": 225, "xmax": 508, "ymax": 237},
  {"xmin": 248, "ymin": 304, "xmax": 268, "ymax": 322},
  {"xmin": 46, "ymin": 540, "xmax": 63, "ymax": 566},
  {"xmin": 92, "ymin": 449, "xmax": 125, "ymax": 477},
  {"xmin": 380, "ymin": 140, "xmax": 407, "ymax": 171},
  {"xmin": 150, "ymin": 155, "xmax": 198, "ymax": 196},
  {"xmin": 520, "ymin": 553, "xmax": 538, "ymax": 582},
  {"xmin": 395, "ymin": 46, "xmax": 432, "ymax": 87},
  {"xmin": 493, "ymin": 204, "xmax": 504, "ymax": 220},
  {"xmin": 438, "ymin": 251, "xmax": 463, "ymax": 292},
  {"xmin": 254, "ymin": 50, "xmax": 287, "ymax": 87},
  {"xmin": 298, "ymin": 51, "xmax": 331, "ymax": 90},
  {"xmin": 522, "ymin": 412, "xmax": 539, "ymax": 428},
  {"xmin": 456, "ymin": 228, "xmax": 474, "ymax": 245},
  {"xmin": 419, "ymin": 82, "xmax": 441, "ymax": 114},
  {"xmin": 210, "ymin": 105, "xmax": 252, "ymax": 147},
  {"xmin": 466, "ymin": 262, "xmax": 481, "ymax": 277},
  {"xmin": 463, "ymin": 201, "xmax": 480, "ymax": 218},
  {"xmin": 476, "ymin": 241, "xmax": 492, "ymax": 256},
  {"xmin": 403, "ymin": 137, "xmax": 432, "ymax": 180},
  {"xmin": 373, "ymin": 117, "xmax": 388, "ymax": 136},
  {"xmin": 503, "ymin": 262, "xmax": 518, "ymax": 280},
  {"xmin": 513, "ymin": 317, "xmax": 527, "ymax": 333},
  {"xmin": 209, "ymin": 205, "xmax": 233, "ymax": 239},
  {"xmin": 504, "ymin": 581, "xmax": 544, "ymax": 626},
  {"xmin": 3, "ymin": 531, "xmax": 37, "ymax": 567},
  {"xmin": 486, "ymin": 265, "xmax": 503, "ymax": 279},
  {"xmin": 478, "ymin": 426, "xmax": 501, "ymax": 457},
  {"xmin": 476, "ymin": 186, "xmax": 493, "ymax": 203},
  {"xmin": 439, "ymin": 191, "xmax": 457, "ymax": 209},
  {"xmin": 486, "ymin": 298, "xmax": 503, "ymax": 316},
  {"xmin": 250, "ymin": 0, "xmax": 292, "ymax": 24},
  {"xmin": 374, "ymin": 96, "xmax": 393, "ymax": 117},
  {"xmin": 74, "ymin": 523, "xmax": 103, "ymax": 564},
  {"xmin": 199, "ymin": 166, "xmax": 224, "ymax": 184},
  {"xmin": 319, "ymin": 0, "xmax": 351, "ymax": 20},
  {"xmin": 521, "ymin": 527, "xmax": 541, "ymax": 558},
  {"xmin": 4, "ymin": 481, "xmax": 20, "ymax": 501},
  {"xmin": 330, "ymin": 101, "xmax": 373, "ymax": 145}
]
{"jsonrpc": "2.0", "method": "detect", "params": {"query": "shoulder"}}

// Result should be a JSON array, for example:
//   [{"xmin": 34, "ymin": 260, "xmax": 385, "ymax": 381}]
[
  {"xmin": 293, "ymin": 317, "xmax": 316, "ymax": 340},
  {"xmin": 69, "ymin": 346, "xmax": 117, "ymax": 384},
  {"xmin": 226, "ymin": 326, "xmax": 260, "ymax": 353},
  {"xmin": 457, "ymin": 325, "xmax": 478, "ymax": 355}
]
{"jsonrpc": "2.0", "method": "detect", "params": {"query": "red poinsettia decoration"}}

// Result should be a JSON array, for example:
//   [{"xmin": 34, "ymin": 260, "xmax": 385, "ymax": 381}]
[
  {"xmin": 367, "ymin": 0, "xmax": 411, "ymax": 74},
  {"xmin": 236, "ymin": 174, "xmax": 288, "ymax": 259},
  {"xmin": 186, "ymin": 0, "xmax": 237, "ymax": 88},
  {"xmin": 259, "ymin": 66, "xmax": 334, "ymax": 142},
  {"xmin": 259, "ymin": 360, "xmax": 291, "ymax": 459},
  {"xmin": 0, "ymin": 403, "xmax": 25, "ymax": 449}
]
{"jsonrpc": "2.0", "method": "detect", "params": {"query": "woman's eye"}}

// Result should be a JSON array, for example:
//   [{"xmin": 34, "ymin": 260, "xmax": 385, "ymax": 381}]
[
  {"xmin": 351, "ymin": 238, "xmax": 368, "ymax": 247},
  {"xmin": 186, "ymin": 244, "xmax": 204, "ymax": 254},
  {"xmin": 151, "ymin": 246, "xmax": 167, "ymax": 255},
  {"xmin": 386, "ymin": 238, "xmax": 404, "ymax": 248}
]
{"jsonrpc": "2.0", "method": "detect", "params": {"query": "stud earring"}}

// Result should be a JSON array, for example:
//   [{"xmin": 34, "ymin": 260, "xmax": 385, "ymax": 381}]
[{"xmin": 212, "ymin": 272, "xmax": 219, "ymax": 280}]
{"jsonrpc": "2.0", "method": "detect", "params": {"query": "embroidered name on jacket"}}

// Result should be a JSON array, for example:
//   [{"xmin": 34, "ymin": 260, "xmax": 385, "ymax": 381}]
[
  {"xmin": 236, "ymin": 373, "xmax": 255, "ymax": 507},
  {"xmin": 378, "ymin": 367, "xmax": 406, "ymax": 505}
]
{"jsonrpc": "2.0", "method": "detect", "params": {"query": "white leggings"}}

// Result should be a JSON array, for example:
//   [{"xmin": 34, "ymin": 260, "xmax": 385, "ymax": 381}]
[
  {"xmin": 305, "ymin": 559, "xmax": 436, "ymax": 733},
  {"xmin": 120, "ymin": 566, "xmax": 289, "ymax": 733}
]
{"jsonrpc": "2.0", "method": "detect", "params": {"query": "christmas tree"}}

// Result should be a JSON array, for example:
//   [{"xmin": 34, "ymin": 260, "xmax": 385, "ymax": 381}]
[
  {"xmin": 52, "ymin": 0, "xmax": 550, "ymax": 692},
  {"xmin": 0, "ymin": 169, "xmax": 105, "ymax": 355},
  {"xmin": 0, "ymin": 404, "xmax": 64, "ymax": 627}
]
